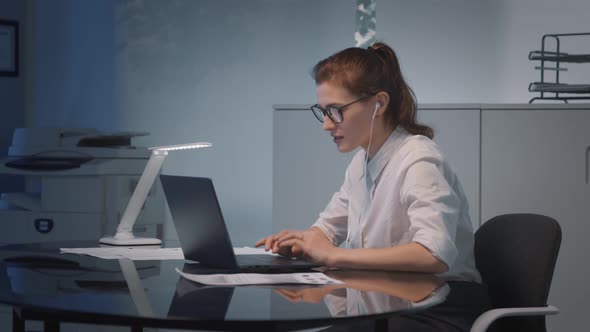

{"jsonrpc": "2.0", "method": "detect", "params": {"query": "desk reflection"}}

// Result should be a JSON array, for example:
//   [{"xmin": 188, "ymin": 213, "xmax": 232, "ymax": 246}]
[
  {"xmin": 273, "ymin": 270, "xmax": 448, "ymax": 317},
  {"xmin": 0, "ymin": 244, "xmax": 489, "ymax": 332},
  {"xmin": 168, "ymin": 277, "xmax": 235, "ymax": 320},
  {"xmin": 168, "ymin": 266, "xmax": 448, "ymax": 322}
]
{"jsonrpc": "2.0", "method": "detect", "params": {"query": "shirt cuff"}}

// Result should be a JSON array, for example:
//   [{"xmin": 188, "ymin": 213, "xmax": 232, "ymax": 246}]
[
  {"xmin": 412, "ymin": 234, "xmax": 458, "ymax": 269},
  {"xmin": 310, "ymin": 222, "xmax": 338, "ymax": 245}
]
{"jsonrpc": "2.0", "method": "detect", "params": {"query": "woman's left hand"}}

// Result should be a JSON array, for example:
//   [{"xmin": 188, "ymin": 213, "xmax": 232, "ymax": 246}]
[{"xmin": 276, "ymin": 228, "xmax": 339, "ymax": 265}]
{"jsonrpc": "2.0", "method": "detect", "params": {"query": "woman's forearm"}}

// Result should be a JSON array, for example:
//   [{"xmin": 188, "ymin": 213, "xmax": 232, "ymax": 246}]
[{"xmin": 329, "ymin": 242, "xmax": 448, "ymax": 274}]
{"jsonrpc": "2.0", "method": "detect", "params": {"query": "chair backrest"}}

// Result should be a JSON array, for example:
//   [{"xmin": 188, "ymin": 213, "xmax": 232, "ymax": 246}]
[{"xmin": 474, "ymin": 213, "xmax": 561, "ymax": 332}]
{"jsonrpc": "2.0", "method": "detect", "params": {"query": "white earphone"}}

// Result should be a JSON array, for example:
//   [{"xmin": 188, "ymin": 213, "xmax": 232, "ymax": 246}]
[
  {"xmin": 372, "ymin": 102, "xmax": 380, "ymax": 119},
  {"xmin": 354, "ymin": 100, "xmax": 382, "ymax": 248},
  {"xmin": 365, "ymin": 102, "xmax": 381, "ymax": 168}
]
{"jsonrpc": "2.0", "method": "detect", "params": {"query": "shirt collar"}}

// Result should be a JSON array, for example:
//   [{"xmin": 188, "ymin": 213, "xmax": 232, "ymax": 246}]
[{"xmin": 361, "ymin": 127, "xmax": 408, "ymax": 182}]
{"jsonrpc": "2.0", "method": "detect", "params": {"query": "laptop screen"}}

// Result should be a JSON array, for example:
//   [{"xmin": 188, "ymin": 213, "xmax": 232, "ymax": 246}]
[{"xmin": 160, "ymin": 175, "xmax": 239, "ymax": 270}]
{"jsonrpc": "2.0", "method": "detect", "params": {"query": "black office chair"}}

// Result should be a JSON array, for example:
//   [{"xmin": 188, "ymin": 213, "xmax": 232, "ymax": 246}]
[{"xmin": 471, "ymin": 213, "xmax": 561, "ymax": 332}]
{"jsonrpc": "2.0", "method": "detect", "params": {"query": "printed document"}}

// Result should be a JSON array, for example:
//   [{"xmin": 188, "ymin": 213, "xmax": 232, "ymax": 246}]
[
  {"xmin": 176, "ymin": 268, "xmax": 343, "ymax": 286},
  {"xmin": 59, "ymin": 246, "xmax": 275, "ymax": 260}
]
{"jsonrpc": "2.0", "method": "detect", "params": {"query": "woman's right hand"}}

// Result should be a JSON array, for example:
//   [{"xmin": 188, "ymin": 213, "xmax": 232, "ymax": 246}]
[{"xmin": 255, "ymin": 229, "xmax": 306, "ymax": 257}]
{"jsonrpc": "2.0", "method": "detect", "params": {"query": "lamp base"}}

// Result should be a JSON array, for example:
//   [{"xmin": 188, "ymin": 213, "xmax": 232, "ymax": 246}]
[{"xmin": 99, "ymin": 234, "xmax": 162, "ymax": 246}]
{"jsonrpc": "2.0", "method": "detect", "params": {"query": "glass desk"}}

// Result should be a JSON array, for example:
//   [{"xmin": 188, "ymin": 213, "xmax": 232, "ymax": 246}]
[{"xmin": 0, "ymin": 242, "xmax": 481, "ymax": 332}]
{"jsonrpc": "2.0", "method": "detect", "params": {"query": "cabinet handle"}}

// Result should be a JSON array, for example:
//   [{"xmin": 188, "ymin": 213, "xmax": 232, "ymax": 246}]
[{"xmin": 587, "ymin": 146, "xmax": 590, "ymax": 184}]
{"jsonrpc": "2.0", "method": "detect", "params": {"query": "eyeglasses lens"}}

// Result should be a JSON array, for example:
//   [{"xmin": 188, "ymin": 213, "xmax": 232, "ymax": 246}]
[
  {"xmin": 327, "ymin": 107, "xmax": 342, "ymax": 123},
  {"xmin": 311, "ymin": 106, "xmax": 325, "ymax": 123}
]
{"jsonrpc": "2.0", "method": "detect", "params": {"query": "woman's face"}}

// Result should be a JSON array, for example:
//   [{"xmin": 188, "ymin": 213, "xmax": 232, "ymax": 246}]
[{"xmin": 316, "ymin": 82, "xmax": 375, "ymax": 153}]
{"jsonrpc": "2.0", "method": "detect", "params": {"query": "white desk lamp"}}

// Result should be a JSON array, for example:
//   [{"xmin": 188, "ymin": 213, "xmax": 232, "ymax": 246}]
[{"xmin": 99, "ymin": 142, "xmax": 212, "ymax": 246}]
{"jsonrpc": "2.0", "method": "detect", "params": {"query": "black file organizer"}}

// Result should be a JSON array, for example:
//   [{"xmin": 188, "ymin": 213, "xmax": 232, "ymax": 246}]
[{"xmin": 528, "ymin": 32, "xmax": 590, "ymax": 103}]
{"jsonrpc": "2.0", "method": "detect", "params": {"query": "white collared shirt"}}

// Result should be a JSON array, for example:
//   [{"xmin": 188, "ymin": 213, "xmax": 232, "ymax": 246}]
[{"xmin": 312, "ymin": 128, "xmax": 481, "ymax": 282}]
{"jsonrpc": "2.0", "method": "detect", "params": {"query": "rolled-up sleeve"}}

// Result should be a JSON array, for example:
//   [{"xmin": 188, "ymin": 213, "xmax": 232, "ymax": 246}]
[
  {"xmin": 400, "ymin": 157, "xmax": 460, "ymax": 268},
  {"xmin": 311, "ymin": 170, "xmax": 350, "ymax": 246}
]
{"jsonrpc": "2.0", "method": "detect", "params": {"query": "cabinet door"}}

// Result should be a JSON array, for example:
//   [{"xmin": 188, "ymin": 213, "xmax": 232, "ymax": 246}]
[
  {"xmin": 273, "ymin": 109, "xmax": 355, "ymax": 233},
  {"xmin": 418, "ymin": 108, "xmax": 481, "ymax": 230},
  {"xmin": 481, "ymin": 109, "xmax": 590, "ymax": 331}
]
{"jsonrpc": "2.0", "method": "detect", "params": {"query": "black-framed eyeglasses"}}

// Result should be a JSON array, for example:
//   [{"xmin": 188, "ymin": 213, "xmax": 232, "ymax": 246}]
[{"xmin": 310, "ymin": 94, "xmax": 374, "ymax": 123}]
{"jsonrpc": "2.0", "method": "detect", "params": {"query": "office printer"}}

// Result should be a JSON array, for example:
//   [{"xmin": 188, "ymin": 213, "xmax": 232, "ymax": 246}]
[{"xmin": 0, "ymin": 128, "xmax": 166, "ymax": 245}]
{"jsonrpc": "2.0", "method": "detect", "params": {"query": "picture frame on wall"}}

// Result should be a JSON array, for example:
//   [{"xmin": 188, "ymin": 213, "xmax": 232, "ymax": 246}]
[{"xmin": 0, "ymin": 19, "xmax": 18, "ymax": 77}]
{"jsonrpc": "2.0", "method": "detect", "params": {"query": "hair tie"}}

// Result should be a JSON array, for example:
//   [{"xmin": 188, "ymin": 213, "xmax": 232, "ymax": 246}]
[{"xmin": 367, "ymin": 45, "xmax": 385, "ymax": 64}]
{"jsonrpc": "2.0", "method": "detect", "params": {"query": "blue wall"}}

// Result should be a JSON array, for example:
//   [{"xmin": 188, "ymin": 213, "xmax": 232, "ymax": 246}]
[
  {"xmin": 31, "ymin": 0, "xmax": 117, "ymax": 130},
  {"xmin": 113, "ymin": 0, "xmax": 353, "ymax": 245},
  {"xmin": 0, "ymin": 0, "xmax": 26, "ymax": 191}
]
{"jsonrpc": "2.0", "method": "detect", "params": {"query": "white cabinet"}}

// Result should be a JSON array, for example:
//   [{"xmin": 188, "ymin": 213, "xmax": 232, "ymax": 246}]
[{"xmin": 481, "ymin": 105, "xmax": 590, "ymax": 332}]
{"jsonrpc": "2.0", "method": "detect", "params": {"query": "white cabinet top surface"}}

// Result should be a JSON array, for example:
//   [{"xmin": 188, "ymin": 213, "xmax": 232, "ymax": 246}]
[{"xmin": 273, "ymin": 103, "xmax": 590, "ymax": 111}]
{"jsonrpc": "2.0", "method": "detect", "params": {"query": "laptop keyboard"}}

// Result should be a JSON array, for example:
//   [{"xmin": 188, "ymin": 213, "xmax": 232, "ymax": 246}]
[{"xmin": 237, "ymin": 255, "xmax": 297, "ymax": 266}]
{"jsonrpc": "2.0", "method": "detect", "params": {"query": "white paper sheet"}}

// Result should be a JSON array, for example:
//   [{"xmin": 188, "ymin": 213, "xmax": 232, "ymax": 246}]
[
  {"xmin": 60, "ymin": 247, "xmax": 184, "ymax": 260},
  {"xmin": 59, "ymin": 246, "xmax": 276, "ymax": 260},
  {"xmin": 176, "ymin": 268, "xmax": 343, "ymax": 286}
]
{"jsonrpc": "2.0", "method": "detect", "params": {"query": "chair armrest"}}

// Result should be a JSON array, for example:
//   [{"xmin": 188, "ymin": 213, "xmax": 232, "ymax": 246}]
[{"xmin": 470, "ymin": 305, "xmax": 559, "ymax": 332}]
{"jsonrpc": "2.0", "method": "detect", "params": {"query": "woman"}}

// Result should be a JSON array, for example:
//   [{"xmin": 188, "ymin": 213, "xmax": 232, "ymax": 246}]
[{"xmin": 256, "ymin": 42, "xmax": 480, "ymax": 283}]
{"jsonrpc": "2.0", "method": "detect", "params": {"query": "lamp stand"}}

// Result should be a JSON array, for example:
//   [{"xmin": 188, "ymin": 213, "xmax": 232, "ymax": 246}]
[{"xmin": 99, "ymin": 150, "xmax": 167, "ymax": 246}]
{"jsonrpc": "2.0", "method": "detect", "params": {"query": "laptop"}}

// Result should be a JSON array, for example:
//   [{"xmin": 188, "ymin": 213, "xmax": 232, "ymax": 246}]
[{"xmin": 160, "ymin": 175, "xmax": 321, "ymax": 273}]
